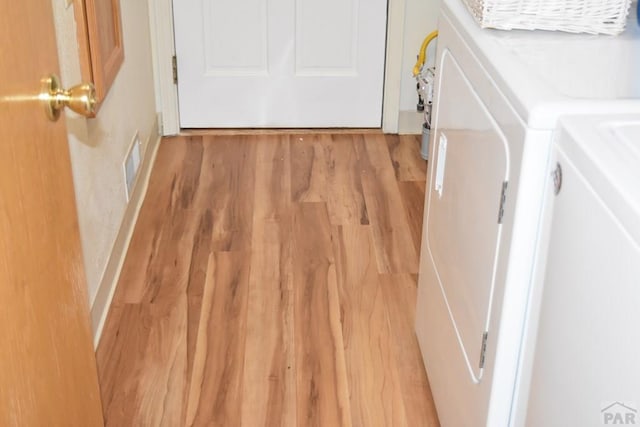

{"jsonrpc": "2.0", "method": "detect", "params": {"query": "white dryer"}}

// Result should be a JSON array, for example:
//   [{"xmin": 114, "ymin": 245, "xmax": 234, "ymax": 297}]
[{"xmin": 415, "ymin": 1, "xmax": 640, "ymax": 426}]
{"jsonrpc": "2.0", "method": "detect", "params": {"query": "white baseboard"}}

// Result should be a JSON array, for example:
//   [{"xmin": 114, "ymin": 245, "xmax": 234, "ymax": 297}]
[
  {"xmin": 90, "ymin": 123, "xmax": 162, "ymax": 348},
  {"xmin": 398, "ymin": 110, "xmax": 424, "ymax": 135}
]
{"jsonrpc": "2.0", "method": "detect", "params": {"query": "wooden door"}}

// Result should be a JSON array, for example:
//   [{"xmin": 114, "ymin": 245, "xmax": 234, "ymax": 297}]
[
  {"xmin": 173, "ymin": 0, "xmax": 388, "ymax": 128},
  {"xmin": 0, "ymin": 1, "xmax": 104, "ymax": 425}
]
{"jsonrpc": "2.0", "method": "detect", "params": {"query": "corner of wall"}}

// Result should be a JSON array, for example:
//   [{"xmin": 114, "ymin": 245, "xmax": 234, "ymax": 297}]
[
  {"xmin": 398, "ymin": 0, "xmax": 441, "ymax": 114},
  {"xmin": 398, "ymin": 110, "xmax": 424, "ymax": 134},
  {"xmin": 90, "ymin": 118, "xmax": 161, "ymax": 348}
]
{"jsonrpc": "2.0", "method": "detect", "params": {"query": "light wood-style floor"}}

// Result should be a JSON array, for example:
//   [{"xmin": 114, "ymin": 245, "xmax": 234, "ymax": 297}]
[{"xmin": 97, "ymin": 132, "xmax": 440, "ymax": 427}]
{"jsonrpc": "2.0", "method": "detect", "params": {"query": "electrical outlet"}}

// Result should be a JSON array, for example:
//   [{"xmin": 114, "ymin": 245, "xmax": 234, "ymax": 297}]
[{"xmin": 123, "ymin": 132, "xmax": 142, "ymax": 201}]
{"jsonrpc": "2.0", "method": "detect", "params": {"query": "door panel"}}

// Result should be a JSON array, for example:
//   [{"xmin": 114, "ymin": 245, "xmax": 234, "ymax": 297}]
[
  {"xmin": 425, "ymin": 50, "xmax": 510, "ymax": 381},
  {"xmin": 0, "ymin": 0, "xmax": 103, "ymax": 425},
  {"xmin": 295, "ymin": 0, "xmax": 358, "ymax": 74},
  {"xmin": 204, "ymin": 0, "xmax": 268, "ymax": 74},
  {"xmin": 173, "ymin": 0, "xmax": 387, "ymax": 128}
]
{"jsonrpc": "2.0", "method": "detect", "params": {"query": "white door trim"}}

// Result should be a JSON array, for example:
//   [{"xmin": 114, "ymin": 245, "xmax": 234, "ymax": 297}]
[
  {"xmin": 148, "ymin": 0, "xmax": 180, "ymax": 135},
  {"xmin": 382, "ymin": 0, "xmax": 406, "ymax": 134},
  {"xmin": 147, "ymin": 0, "xmax": 405, "ymax": 135}
]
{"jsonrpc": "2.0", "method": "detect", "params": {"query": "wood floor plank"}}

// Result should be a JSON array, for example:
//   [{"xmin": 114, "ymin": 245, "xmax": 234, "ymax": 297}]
[
  {"xmin": 290, "ymin": 135, "xmax": 330, "ymax": 203},
  {"xmin": 137, "ymin": 135, "xmax": 206, "ymax": 242},
  {"xmin": 242, "ymin": 221, "xmax": 296, "ymax": 427},
  {"xmin": 386, "ymin": 135, "xmax": 427, "ymax": 182},
  {"xmin": 380, "ymin": 274, "xmax": 440, "ymax": 427},
  {"xmin": 356, "ymin": 134, "xmax": 420, "ymax": 274},
  {"xmin": 332, "ymin": 225, "xmax": 408, "ymax": 427},
  {"xmin": 253, "ymin": 135, "xmax": 291, "ymax": 222},
  {"xmin": 201, "ymin": 135, "xmax": 257, "ymax": 252},
  {"xmin": 292, "ymin": 203, "xmax": 352, "ymax": 427},
  {"xmin": 98, "ymin": 304, "xmax": 146, "ymax": 426},
  {"xmin": 136, "ymin": 298, "xmax": 188, "ymax": 427},
  {"xmin": 240, "ymin": 135, "xmax": 296, "ymax": 426},
  {"xmin": 398, "ymin": 180, "xmax": 427, "ymax": 254},
  {"xmin": 140, "ymin": 136, "xmax": 205, "ymax": 217},
  {"xmin": 326, "ymin": 135, "xmax": 369, "ymax": 226},
  {"xmin": 135, "ymin": 237, "xmax": 201, "ymax": 306},
  {"xmin": 98, "ymin": 299, "xmax": 188, "ymax": 427},
  {"xmin": 184, "ymin": 253, "xmax": 217, "ymax": 426},
  {"xmin": 184, "ymin": 209, "xmax": 214, "ymax": 408},
  {"xmin": 115, "ymin": 137, "xmax": 205, "ymax": 303},
  {"xmin": 185, "ymin": 251, "xmax": 251, "ymax": 427},
  {"xmin": 96, "ymin": 304, "xmax": 131, "ymax": 421}
]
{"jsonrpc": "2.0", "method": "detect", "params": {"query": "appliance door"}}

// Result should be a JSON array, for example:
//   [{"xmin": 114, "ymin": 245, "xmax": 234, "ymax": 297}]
[{"xmin": 425, "ymin": 49, "xmax": 510, "ymax": 382}]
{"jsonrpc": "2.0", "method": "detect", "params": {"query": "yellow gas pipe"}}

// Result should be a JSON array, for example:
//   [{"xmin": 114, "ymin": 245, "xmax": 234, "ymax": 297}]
[{"xmin": 412, "ymin": 30, "xmax": 439, "ymax": 77}]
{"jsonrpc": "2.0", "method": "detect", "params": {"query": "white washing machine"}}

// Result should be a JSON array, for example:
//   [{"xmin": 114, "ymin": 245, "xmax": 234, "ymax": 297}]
[
  {"xmin": 516, "ymin": 115, "xmax": 640, "ymax": 427},
  {"xmin": 415, "ymin": 0, "xmax": 640, "ymax": 426}
]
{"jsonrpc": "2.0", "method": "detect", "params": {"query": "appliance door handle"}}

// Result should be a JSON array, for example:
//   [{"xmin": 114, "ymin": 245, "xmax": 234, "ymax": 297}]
[{"xmin": 435, "ymin": 132, "xmax": 448, "ymax": 197}]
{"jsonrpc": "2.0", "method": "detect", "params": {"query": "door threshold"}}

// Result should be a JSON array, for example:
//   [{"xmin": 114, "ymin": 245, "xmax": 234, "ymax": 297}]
[{"xmin": 179, "ymin": 128, "xmax": 384, "ymax": 136}]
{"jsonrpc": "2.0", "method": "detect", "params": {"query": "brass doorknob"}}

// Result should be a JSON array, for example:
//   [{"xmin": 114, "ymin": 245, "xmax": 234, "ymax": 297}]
[{"xmin": 40, "ymin": 74, "xmax": 97, "ymax": 121}]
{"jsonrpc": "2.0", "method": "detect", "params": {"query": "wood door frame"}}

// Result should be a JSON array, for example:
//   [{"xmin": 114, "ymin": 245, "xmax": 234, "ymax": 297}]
[{"xmin": 148, "ymin": 0, "xmax": 406, "ymax": 135}]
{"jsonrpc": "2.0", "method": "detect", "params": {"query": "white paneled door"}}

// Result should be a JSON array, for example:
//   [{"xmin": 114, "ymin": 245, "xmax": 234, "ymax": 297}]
[{"xmin": 173, "ymin": 0, "xmax": 388, "ymax": 128}]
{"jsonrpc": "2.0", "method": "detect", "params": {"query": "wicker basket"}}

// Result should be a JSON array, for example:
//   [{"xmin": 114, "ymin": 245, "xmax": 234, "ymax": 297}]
[{"xmin": 463, "ymin": 0, "xmax": 633, "ymax": 35}]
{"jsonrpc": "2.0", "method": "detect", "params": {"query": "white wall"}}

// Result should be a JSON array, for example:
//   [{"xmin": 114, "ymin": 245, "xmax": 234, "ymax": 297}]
[
  {"xmin": 51, "ymin": 0, "xmax": 157, "ymax": 309},
  {"xmin": 397, "ymin": 0, "xmax": 441, "ymax": 133}
]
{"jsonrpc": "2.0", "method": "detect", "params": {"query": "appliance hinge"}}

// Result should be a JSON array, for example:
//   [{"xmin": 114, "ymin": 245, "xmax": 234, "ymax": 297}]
[
  {"xmin": 172, "ymin": 55, "xmax": 178, "ymax": 84},
  {"xmin": 479, "ymin": 331, "xmax": 489, "ymax": 369},
  {"xmin": 497, "ymin": 181, "xmax": 508, "ymax": 224}
]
